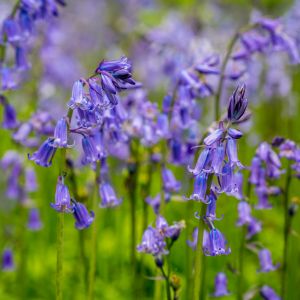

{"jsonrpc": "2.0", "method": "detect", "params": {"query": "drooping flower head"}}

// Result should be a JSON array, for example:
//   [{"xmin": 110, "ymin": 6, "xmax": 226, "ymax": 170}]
[
  {"xmin": 72, "ymin": 200, "xmax": 94, "ymax": 230},
  {"xmin": 27, "ymin": 208, "xmax": 43, "ymax": 231},
  {"xmin": 212, "ymin": 272, "xmax": 230, "ymax": 297},
  {"xmin": 99, "ymin": 182, "xmax": 122, "ymax": 208},
  {"xmin": 51, "ymin": 176, "xmax": 73, "ymax": 213},
  {"xmin": 258, "ymin": 248, "xmax": 279, "ymax": 273},
  {"xmin": 2, "ymin": 248, "xmax": 14, "ymax": 271},
  {"xmin": 28, "ymin": 138, "xmax": 57, "ymax": 167}
]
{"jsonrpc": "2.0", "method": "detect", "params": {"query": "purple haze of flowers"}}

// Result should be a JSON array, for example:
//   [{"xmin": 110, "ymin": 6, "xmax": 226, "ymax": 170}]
[
  {"xmin": 260, "ymin": 285, "xmax": 281, "ymax": 300},
  {"xmin": 28, "ymin": 138, "xmax": 57, "ymax": 167},
  {"xmin": 162, "ymin": 167, "xmax": 181, "ymax": 193},
  {"xmin": 2, "ymin": 248, "xmax": 14, "ymax": 271},
  {"xmin": 258, "ymin": 248, "xmax": 279, "ymax": 273},
  {"xmin": 99, "ymin": 182, "xmax": 122, "ymax": 208},
  {"xmin": 72, "ymin": 200, "xmax": 94, "ymax": 230},
  {"xmin": 212, "ymin": 272, "xmax": 230, "ymax": 297},
  {"xmin": 27, "ymin": 208, "xmax": 43, "ymax": 231},
  {"xmin": 203, "ymin": 229, "xmax": 231, "ymax": 256},
  {"xmin": 51, "ymin": 176, "xmax": 73, "ymax": 213}
]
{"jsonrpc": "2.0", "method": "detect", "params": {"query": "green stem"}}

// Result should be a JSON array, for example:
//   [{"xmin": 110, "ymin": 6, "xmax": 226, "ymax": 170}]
[
  {"xmin": 56, "ymin": 212, "xmax": 64, "ymax": 300},
  {"xmin": 159, "ymin": 266, "xmax": 172, "ymax": 300},
  {"xmin": 128, "ymin": 140, "xmax": 140, "ymax": 298},
  {"xmin": 87, "ymin": 162, "xmax": 100, "ymax": 300},
  {"xmin": 214, "ymin": 23, "xmax": 258, "ymax": 121},
  {"xmin": 281, "ymin": 162, "xmax": 292, "ymax": 298},
  {"xmin": 214, "ymin": 32, "xmax": 239, "ymax": 121},
  {"xmin": 237, "ymin": 181, "xmax": 252, "ymax": 300},
  {"xmin": 192, "ymin": 203, "xmax": 206, "ymax": 300},
  {"xmin": 185, "ymin": 181, "xmax": 195, "ymax": 300},
  {"xmin": 56, "ymin": 148, "xmax": 67, "ymax": 300}
]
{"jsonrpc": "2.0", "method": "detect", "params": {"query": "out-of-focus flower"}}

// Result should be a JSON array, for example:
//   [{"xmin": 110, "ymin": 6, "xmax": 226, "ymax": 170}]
[
  {"xmin": 2, "ymin": 248, "xmax": 14, "ymax": 271},
  {"xmin": 27, "ymin": 208, "xmax": 43, "ymax": 231},
  {"xmin": 260, "ymin": 285, "xmax": 281, "ymax": 300},
  {"xmin": 99, "ymin": 182, "xmax": 122, "ymax": 208},
  {"xmin": 212, "ymin": 272, "xmax": 230, "ymax": 297},
  {"xmin": 258, "ymin": 248, "xmax": 279, "ymax": 273}
]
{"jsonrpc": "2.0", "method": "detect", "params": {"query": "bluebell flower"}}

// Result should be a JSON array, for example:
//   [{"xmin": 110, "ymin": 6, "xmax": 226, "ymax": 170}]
[
  {"xmin": 227, "ymin": 137, "xmax": 244, "ymax": 169},
  {"xmin": 81, "ymin": 136, "xmax": 103, "ymax": 165},
  {"xmin": 88, "ymin": 79, "xmax": 105, "ymax": 107},
  {"xmin": 28, "ymin": 138, "xmax": 57, "ymax": 167},
  {"xmin": 162, "ymin": 168, "xmax": 181, "ymax": 193},
  {"xmin": 249, "ymin": 156, "xmax": 261, "ymax": 185},
  {"xmin": 27, "ymin": 208, "xmax": 43, "ymax": 231},
  {"xmin": 211, "ymin": 145, "xmax": 225, "ymax": 175},
  {"xmin": 15, "ymin": 46, "xmax": 30, "ymax": 70},
  {"xmin": 227, "ymin": 84, "xmax": 248, "ymax": 122},
  {"xmin": 203, "ymin": 229, "xmax": 231, "ymax": 256},
  {"xmin": 72, "ymin": 200, "xmax": 94, "ymax": 230},
  {"xmin": 2, "ymin": 248, "xmax": 14, "ymax": 271},
  {"xmin": 25, "ymin": 167, "xmax": 37, "ymax": 192},
  {"xmin": 190, "ymin": 172, "xmax": 208, "ymax": 202},
  {"xmin": 53, "ymin": 118, "xmax": 71, "ymax": 148},
  {"xmin": 145, "ymin": 194, "xmax": 161, "ymax": 215},
  {"xmin": 255, "ymin": 187, "xmax": 273, "ymax": 209},
  {"xmin": 212, "ymin": 272, "xmax": 230, "ymax": 297},
  {"xmin": 188, "ymin": 147, "xmax": 213, "ymax": 176},
  {"xmin": 195, "ymin": 54, "xmax": 220, "ymax": 75},
  {"xmin": 236, "ymin": 201, "xmax": 252, "ymax": 226},
  {"xmin": 246, "ymin": 217, "xmax": 262, "ymax": 239},
  {"xmin": 1, "ymin": 99, "xmax": 19, "ymax": 129},
  {"xmin": 137, "ymin": 226, "xmax": 168, "ymax": 256},
  {"xmin": 2, "ymin": 18, "xmax": 22, "ymax": 45},
  {"xmin": 258, "ymin": 248, "xmax": 279, "ymax": 273},
  {"xmin": 51, "ymin": 177, "xmax": 73, "ymax": 213},
  {"xmin": 205, "ymin": 191, "xmax": 222, "ymax": 222},
  {"xmin": 204, "ymin": 129, "xmax": 224, "ymax": 146},
  {"xmin": 260, "ymin": 285, "xmax": 281, "ymax": 300},
  {"xmin": 227, "ymin": 128, "xmax": 243, "ymax": 139},
  {"xmin": 99, "ymin": 182, "xmax": 122, "ymax": 208}
]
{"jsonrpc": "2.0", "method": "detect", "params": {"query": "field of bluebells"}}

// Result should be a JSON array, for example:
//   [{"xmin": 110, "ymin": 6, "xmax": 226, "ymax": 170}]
[{"xmin": 1, "ymin": 1, "xmax": 300, "ymax": 300}]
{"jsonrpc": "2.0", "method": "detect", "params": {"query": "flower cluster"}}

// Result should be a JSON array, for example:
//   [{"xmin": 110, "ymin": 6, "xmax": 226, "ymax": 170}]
[
  {"xmin": 27, "ymin": 56, "xmax": 136, "ymax": 229},
  {"xmin": 186, "ymin": 84, "xmax": 249, "ymax": 256},
  {"xmin": 137, "ymin": 216, "xmax": 185, "ymax": 261}
]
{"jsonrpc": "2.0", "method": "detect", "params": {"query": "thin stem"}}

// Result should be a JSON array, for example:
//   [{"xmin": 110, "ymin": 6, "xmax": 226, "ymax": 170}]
[
  {"xmin": 56, "ymin": 212, "xmax": 64, "ymax": 300},
  {"xmin": 192, "ymin": 203, "xmax": 206, "ymax": 300},
  {"xmin": 214, "ymin": 23, "xmax": 258, "ymax": 121},
  {"xmin": 159, "ymin": 266, "xmax": 172, "ymax": 300},
  {"xmin": 87, "ymin": 162, "xmax": 100, "ymax": 300},
  {"xmin": 281, "ymin": 162, "xmax": 292, "ymax": 299},
  {"xmin": 237, "ymin": 180, "xmax": 252, "ymax": 300},
  {"xmin": 127, "ymin": 140, "xmax": 140, "ymax": 298},
  {"xmin": 66, "ymin": 159, "xmax": 89, "ymax": 290},
  {"xmin": 185, "ymin": 181, "xmax": 194, "ymax": 300},
  {"xmin": 214, "ymin": 32, "xmax": 239, "ymax": 121}
]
